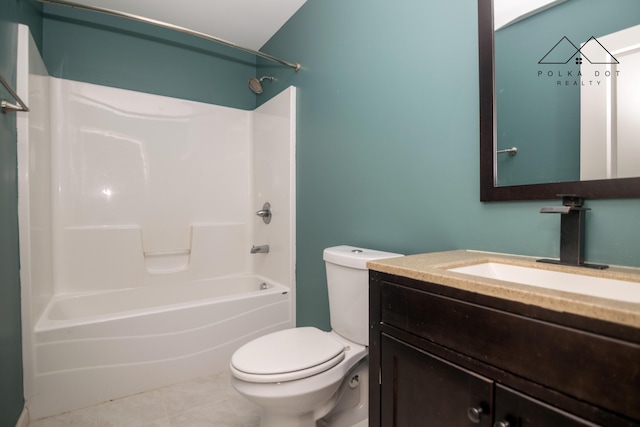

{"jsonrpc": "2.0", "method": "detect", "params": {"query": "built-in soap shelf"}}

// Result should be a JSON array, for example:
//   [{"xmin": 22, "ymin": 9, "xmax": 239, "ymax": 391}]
[
  {"xmin": 143, "ymin": 249, "xmax": 191, "ymax": 274},
  {"xmin": 58, "ymin": 223, "xmax": 248, "ymax": 293}
]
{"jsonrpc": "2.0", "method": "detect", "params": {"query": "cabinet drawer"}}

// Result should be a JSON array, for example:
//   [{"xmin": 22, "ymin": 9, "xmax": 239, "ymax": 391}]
[
  {"xmin": 381, "ymin": 334, "xmax": 493, "ymax": 427},
  {"xmin": 495, "ymin": 384, "xmax": 599, "ymax": 427},
  {"xmin": 380, "ymin": 281, "xmax": 640, "ymax": 421}
]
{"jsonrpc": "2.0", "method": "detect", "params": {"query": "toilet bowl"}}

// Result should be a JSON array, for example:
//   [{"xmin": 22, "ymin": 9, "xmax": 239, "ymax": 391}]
[
  {"xmin": 231, "ymin": 328, "xmax": 367, "ymax": 427},
  {"xmin": 229, "ymin": 246, "xmax": 402, "ymax": 427}
]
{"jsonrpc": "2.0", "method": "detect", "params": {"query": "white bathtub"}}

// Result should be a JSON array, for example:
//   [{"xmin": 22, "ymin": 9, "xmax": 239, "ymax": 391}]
[{"xmin": 29, "ymin": 275, "xmax": 293, "ymax": 419}]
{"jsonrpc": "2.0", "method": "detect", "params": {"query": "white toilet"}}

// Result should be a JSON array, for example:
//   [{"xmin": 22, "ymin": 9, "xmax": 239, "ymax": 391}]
[{"xmin": 230, "ymin": 245, "xmax": 402, "ymax": 427}]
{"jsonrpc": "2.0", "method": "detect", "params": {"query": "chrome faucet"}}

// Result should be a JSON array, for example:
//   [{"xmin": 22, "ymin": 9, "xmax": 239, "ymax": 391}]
[
  {"xmin": 537, "ymin": 195, "xmax": 607, "ymax": 269},
  {"xmin": 250, "ymin": 244, "xmax": 270, "ymax": 254}
]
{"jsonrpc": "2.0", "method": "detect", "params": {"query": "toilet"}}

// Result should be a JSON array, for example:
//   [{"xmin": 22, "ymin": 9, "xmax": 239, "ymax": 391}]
[{"xmin": 230, "ymin": 245, "xmax": 402, "ymax": 427}]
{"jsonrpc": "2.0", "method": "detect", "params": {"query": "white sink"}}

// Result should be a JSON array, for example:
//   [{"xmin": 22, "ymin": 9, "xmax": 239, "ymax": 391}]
[{"xmin": 448, "ymin": 262, "xmax": 640, "ymax": 303}]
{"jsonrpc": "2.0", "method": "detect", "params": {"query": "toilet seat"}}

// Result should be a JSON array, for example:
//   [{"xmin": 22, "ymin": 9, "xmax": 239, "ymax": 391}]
[{"xmin": 231, "ymin": 327, "xmax": 346, "ymax": 383}]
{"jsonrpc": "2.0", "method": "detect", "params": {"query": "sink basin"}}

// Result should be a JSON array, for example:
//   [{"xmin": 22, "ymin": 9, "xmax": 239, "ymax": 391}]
[{"xmin": 448, "ymin": 262, "xmax": 640, "ymax": 303}]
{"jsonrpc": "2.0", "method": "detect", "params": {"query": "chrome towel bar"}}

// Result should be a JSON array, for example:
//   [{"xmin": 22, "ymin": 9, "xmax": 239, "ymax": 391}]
[{"xmin": 1, "ymin": 73, "xmax": 29, "ymax": 113}]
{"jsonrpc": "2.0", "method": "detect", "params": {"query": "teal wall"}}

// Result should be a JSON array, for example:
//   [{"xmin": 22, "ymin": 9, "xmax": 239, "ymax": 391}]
[
  {"xmin": 42, "ymin": 4, "xmax": 258, "ymax": 110},
  {"xmin": 258, "ymin": 0, "xmax": 640, "ymax": 330},
  {"xmin": 0, "ymin": 1, "xmax": 41, "ymax": 425},
  {"xmin": 496, "ymin": 0, "xmax": 640, "ymax": 186}
]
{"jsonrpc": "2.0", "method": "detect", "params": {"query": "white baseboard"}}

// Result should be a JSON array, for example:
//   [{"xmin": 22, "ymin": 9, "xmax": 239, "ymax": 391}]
[{"xmin": 16, "ymin": 407, "xmax": 29, "ymax": 427}]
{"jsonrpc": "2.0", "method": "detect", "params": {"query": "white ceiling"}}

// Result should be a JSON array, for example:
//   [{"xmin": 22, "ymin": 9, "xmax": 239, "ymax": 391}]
[
  {"xmin": 494, "ymin": 0, "xmax": 566, "ymax": 30},
  {"xmin": 70, "ymin": 0, "xmax": 308, "ymax": 51}
]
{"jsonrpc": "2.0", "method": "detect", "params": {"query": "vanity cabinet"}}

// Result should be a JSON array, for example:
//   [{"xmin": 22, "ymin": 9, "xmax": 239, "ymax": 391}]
[{"xmin": 369, "ymin": 271, "xmax": 640, "ymax": 427}]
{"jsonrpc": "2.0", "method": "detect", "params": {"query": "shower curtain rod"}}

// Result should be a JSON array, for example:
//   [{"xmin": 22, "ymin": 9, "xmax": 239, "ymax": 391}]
[
  {"xmin": 38, "ymin": 0, "xmax": 301, "ymax": 72},
  {"xmin": 1, "ymin": 73, "xmax": 29, "ymax": 113}
]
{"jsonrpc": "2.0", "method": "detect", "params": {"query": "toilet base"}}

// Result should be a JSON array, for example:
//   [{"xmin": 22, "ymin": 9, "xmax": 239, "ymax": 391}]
[
  {"xmin": 233, "ymin": 359, "xmax": 369, "ymax": 427},
  {"xmin": 318, "ymin": 360, "xmax": 368, "ymax": 427},
  {"xmin": 256, "ymin": 359, "xmax": 368, "ymax": 427}
]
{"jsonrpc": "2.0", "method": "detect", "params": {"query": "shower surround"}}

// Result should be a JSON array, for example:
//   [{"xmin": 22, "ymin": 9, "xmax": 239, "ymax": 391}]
[{"xmin": 16, "ymin": 26, "xmax": 296, "ymax": 420}]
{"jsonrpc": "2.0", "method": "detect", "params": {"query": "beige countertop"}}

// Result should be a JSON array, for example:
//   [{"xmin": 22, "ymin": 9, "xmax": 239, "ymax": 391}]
[{"xmin": 367, "ymin": 250, "xmax": 640, "ymax": 329}]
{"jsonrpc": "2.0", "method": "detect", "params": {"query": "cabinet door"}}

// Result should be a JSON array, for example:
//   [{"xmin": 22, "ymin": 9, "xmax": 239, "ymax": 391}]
[
  {"xmin": 494, "ymin": 384, "xmax": 599, "ymax": 427},
  {"xmin": 381, "ymin": 334, "xmax": 493, "ymax": 427}
]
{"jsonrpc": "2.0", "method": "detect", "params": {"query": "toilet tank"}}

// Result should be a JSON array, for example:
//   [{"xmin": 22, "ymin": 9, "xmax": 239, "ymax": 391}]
[{"xmin": 323, "ymin": 245, "xmax": 403, "ymax": 346}]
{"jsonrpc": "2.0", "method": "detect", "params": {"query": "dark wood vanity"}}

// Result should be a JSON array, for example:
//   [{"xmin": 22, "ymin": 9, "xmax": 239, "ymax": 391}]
[{"xmin": 369, "ymin": 266, "xmax": 640, "ymax": 427}]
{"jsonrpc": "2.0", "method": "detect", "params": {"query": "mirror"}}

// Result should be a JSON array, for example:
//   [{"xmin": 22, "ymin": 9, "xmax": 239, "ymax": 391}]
[{"xmin": 478, "ymin": 0, "xmax": 640, "ymax": 201}]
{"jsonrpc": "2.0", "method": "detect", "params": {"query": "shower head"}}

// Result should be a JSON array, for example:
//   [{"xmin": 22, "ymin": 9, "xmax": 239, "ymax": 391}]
[{"xmin": 248, "ymin": 75, "xmax": 275, "ymax": 94}]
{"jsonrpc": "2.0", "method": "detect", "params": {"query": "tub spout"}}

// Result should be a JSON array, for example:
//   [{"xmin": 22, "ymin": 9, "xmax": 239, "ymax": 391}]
[{"xmin": 250, "ymin": 245, "xmax": 269, "ymax": 254}]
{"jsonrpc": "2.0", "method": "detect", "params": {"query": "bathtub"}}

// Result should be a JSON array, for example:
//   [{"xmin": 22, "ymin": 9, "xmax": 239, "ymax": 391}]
[{"xmin": 29, "ymin": 275, "xmax": 293, "ymax": 419}]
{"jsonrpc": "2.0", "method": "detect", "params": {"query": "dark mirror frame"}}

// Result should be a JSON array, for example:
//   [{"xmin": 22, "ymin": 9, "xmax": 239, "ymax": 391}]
[{"xmin": 478, "ymin": 0, "xmax": 640, "ymax": 201}]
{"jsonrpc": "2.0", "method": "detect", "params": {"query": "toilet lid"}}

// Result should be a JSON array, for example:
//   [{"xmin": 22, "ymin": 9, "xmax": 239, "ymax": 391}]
[{"xmin": 231, "ymin": 327, "xmax": 345, "ymax": 382}]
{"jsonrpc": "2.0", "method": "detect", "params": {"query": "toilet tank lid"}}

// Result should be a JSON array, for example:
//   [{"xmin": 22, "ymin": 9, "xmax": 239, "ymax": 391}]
[{"xmin": 323, "ymin": 245, "xmax": 403, "ymax": 270}]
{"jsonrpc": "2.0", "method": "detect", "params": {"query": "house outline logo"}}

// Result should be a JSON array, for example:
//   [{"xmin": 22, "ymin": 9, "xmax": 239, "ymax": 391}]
[{"xmin": 538, "ymin": 36, "xmax": 619, "ymax": 65}]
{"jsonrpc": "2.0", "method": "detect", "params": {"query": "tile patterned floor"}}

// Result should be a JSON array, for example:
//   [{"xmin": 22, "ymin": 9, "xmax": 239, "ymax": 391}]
[{"xmin": 28, "ymin": 372, "xmax": 261, "ymax": 427}]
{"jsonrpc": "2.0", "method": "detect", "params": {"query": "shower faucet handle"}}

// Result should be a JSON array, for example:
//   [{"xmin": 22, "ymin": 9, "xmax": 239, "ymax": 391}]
[{"xmin": 255, "ymin": 202, "xmax": 272, "ymax": 224}]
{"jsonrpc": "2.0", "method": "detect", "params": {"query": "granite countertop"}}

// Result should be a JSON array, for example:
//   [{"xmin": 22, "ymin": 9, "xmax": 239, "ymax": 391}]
[{"xmin": 367, "ymin": 250, "xmax": 640, "ymax": 329}]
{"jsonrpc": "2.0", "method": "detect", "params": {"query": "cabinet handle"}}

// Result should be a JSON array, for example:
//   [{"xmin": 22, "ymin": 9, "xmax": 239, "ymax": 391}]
[
  {"xmin": 494, "ymin": 421, "xmax": 510, "ymax": 427},
  {"xmin": 467, "ymin": 406, "xmax": 484, "ymax": 423}
]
